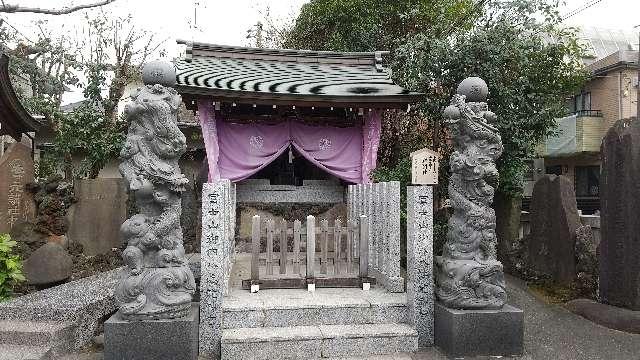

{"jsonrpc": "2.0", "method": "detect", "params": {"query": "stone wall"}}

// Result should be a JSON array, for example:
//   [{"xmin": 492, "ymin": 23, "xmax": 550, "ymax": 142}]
[
  {"xmin": 200, "ymin": 180, "xmax": 236, "ymax": 358},
  {"xmin": 346, "ymin": 181, "xmax": 403, "ymax": 292},
  {"xmin": 236, "ymin": 180, "xmax": 344, "ymax": 203}
]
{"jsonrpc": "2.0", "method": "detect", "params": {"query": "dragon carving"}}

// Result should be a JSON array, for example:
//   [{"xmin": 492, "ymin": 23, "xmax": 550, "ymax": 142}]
[
  {"xmin": 435, "ymin": 78, "xmax": 507, "ymax": 309},
  {"xmin": 115, "ymin": 81, "xmax": 196, "ymax": 320}
]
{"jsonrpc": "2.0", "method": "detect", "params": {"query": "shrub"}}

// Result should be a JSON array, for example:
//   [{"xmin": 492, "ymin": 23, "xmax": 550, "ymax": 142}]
[{"xmin": 0, "ymin": 234, "xmax": 26, "ymax": 301}]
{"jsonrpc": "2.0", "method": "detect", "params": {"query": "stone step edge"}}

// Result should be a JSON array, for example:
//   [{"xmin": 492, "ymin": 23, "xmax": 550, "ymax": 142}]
[
  {"xmin": 221, "ymin": 323, "xmax": 417, "ymax": 344},
  {"xmin": 222, "ymin": 302, "xmax": 407, "ymax": 312},
  {"xmin": 0, "ymin": 343, "xmax": 51, "ymax": 360},
  {"xmin": 0, "ymin": 321, "xmax": 76, "ymax": 350},
  {"xmin": 0, "ymin": 320, "xmax": 75, "ymax": 334}
]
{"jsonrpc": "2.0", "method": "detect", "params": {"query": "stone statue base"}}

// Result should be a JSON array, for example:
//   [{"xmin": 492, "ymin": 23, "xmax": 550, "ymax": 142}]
[
  {"xmin": 104, "ymin": 303, "xmax": 199, "ymax": 360},
  {"xmin": 434, "ymin": 302, "xmax": 523, "ymax": 357}
]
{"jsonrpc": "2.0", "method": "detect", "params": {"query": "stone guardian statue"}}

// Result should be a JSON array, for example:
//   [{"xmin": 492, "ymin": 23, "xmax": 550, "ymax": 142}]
[
  {"xmin": 435, "ymin": 77, "xmax": 507, "ymax": 309},
  {"xmin": 115, "ymin": 61, "xmax": 196, "ymax": 320}
]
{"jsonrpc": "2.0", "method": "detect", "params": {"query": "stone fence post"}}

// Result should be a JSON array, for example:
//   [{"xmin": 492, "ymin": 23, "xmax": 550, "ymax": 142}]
[
  {"xmin": 406, "ymin": 186, "xmax": 434, "ymax": 347},
  {"xmin": 347, "ymin": 181, "xmax": 403, "ymax": 293}
]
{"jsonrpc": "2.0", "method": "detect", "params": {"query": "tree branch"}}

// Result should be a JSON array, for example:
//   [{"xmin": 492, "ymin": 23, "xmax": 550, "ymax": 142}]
[{"xmin": 0, "ymin": 0, "xmax": 117, "ymax": 15}]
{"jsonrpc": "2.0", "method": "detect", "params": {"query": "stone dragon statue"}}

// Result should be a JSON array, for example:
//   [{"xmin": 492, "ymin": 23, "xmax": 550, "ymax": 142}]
[
  {"xmin": 115, "ymin": 62, "xmax": 196, "ymax": 320},
  {"xmin": 435, "ymin": 77, "xmax": 507, "ymax": 309}
]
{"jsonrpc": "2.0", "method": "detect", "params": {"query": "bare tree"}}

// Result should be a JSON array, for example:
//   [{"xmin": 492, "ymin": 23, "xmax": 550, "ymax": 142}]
[
  {"xmin": 0, "ymin": 0, "xmax": 117, "ymax": 15},
  {"xmin": 80, "ymin": 13, "xmax": 165, "ymax": 122}
]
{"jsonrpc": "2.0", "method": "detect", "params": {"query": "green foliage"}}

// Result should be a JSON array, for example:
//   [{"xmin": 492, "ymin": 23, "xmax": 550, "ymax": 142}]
[
  {"xmin": 4, "ymin": 13, "xmax": 158, "ymax": 180},
  {"xmin": 52, "ymin": 102, "xmax": 125, "ymax": 179},
  {"xmin": 0, "ymin": 234, "xmax": 25, "ymax": 301},
  {"xmin": 288, "ymin": 0, "xmax": 587, "ymax": 199},
  {"xmin": 286, "ymin": 0, "xmax": 480, "ymax": 52},
  {"xmin": 392, "ymin": 0, "xmax": 588, "ymax": 196}
]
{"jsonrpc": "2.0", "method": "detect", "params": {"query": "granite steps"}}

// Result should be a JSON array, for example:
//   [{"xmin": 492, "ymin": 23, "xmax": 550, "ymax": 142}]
[
  {"xmin": 0, "ymin": 344, "xmax": 52, "ymax": 360},
  {"xmin": 0, "ymin": 320, "xmax": 76, "ymax": 359},
  {"xmin": 0, "ymin": 253, "xmax": 202, "ymax": 359},
  {"xmin": 219, "ymin": 287, "xmax": 418, "ymax": 359}
]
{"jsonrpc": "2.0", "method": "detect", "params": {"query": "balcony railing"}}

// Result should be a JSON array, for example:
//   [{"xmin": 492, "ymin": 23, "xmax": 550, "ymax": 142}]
[{"xmin": 575, "ymin": 109, "xmax": 603, "ymax": 118}]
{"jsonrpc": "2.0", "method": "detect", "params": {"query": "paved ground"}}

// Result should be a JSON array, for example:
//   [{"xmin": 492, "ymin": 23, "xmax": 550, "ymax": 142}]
[
  {"xmin": 62, "ymin": 275, "xmax": 640, "ymax": 360},
  {"xmin": 413, "ymin": 275, "xmax": 640, "ymax": 360}
]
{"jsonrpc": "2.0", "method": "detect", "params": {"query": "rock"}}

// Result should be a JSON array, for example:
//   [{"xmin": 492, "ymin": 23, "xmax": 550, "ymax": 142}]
[
  {"xmin": 9, "ymin": 221, "xmax": 47, "ymax": 260},
  {"xmin": 23, "ymin": 243, "xmax": 73, "ymax": 285},
  {"xmin": 526, "ymin": 175, "xmax": 581, "ymax": 285},
  {"xmin": 566, "ymin": 299, "xmax": 640, "ymax": 334},
  {"xmin": 600, "ymin": 118, "xmax": 640, "ymax": 310}
]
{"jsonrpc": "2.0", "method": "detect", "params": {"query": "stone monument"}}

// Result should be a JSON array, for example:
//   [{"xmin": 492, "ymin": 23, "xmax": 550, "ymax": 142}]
[
  {"xmin": 433, "ymin": 77, "xmax": 523, "ymax": 357},
  {"xmin": 599, "ymin": 118, "xmax": 640, "ymax": 311},
  {"xmin": 104, "ymin": 61, "xmax": 198, "ymax": 360},
  {"xmin": 0, "ymin": 142, "xmax": 35, "ymax": 234},
  {"xmin": 526, "ymin": 174, "xmax": 581, "ymax": 285}
]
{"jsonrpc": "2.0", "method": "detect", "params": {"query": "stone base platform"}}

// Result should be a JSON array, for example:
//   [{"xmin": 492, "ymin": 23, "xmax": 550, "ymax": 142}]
[
  {"xmin": 218, "ymin": 288, "xmax": 417, "ymax": 359},
  {"xmin": 104, "ymin": 303, "xmax": 199, "ymax": 360},
  {"xmin": 434, "ymin": 302, "xmax": 523, "ymax": 357}
]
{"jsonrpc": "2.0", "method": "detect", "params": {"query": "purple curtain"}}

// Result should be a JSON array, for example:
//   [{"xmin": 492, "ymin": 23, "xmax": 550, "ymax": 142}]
[
  {"xmin": 198, "ymin": 103, "xmax": 381, "ymax": 184},
  {"xmin": 362, "ymin": 110, "xmax": 382, "ymax": 183},
  {"xmin": 198, "ymin": 100, "xmax": 220, "ymax": 182},
  {"xmin": 290, "ymin": 121, "xmax": 362, "ymax": 183}
]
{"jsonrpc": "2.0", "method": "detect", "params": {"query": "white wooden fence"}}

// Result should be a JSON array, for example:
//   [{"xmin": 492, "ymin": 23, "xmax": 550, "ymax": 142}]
[{"xmin": 243, "ymin": 214, "xmax": 373, "ymax": 290}]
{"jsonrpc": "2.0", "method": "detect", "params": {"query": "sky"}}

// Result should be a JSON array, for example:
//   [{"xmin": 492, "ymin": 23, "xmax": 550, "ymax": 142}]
[{"xmin": 1, "ymin": 0, "xmax": 638, "ymax": 104}]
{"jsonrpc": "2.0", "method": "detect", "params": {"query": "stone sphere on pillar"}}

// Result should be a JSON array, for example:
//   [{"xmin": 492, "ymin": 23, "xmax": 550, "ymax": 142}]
[
  {"xmin": 456, "ymin": 76, "xmax": 488, "ymax": 102},
  {"xmin": 142, "ymin": 60, "xmax": 176, "ymax": 87}
]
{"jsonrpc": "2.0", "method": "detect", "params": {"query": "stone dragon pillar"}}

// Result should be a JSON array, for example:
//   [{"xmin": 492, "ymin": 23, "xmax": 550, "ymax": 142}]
[
  {"xmin": 434, "ymin": 77, "xmax": 507, "ymax": 310},
  {"xmin": 115, "ymin": 61, "xmax": 196, "ymax": 320}
]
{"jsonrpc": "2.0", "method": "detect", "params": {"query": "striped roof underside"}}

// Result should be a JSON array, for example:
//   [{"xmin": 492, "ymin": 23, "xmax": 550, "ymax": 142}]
[{"xmin": 175, "ymin": 42, "xmax": 422, "ymax": 105}]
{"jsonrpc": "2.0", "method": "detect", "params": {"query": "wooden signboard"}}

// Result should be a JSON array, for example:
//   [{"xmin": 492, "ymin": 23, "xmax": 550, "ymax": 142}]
[{"xmin": 411, "ymin": 147, "xmax": 439, "ymax": 185}]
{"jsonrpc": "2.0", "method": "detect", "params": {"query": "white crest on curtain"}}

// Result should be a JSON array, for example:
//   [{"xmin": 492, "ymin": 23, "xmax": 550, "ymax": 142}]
[
  {"xmin": 319, "ymin": 137, "xmax": 332, "ymax": 151},
  {"xmin": 249, "ymin": 135, "xmax": 264, "ymax": 153}
]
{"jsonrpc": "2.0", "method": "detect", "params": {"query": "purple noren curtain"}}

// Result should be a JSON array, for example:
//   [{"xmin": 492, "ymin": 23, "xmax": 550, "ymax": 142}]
[{"xmin": 198, "ymin": 101, "xmax": 381, "ymax": 184}]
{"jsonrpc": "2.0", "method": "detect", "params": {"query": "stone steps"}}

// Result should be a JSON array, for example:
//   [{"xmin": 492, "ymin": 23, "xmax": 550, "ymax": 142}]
[
  {"xmin": 0, "ymin": 320, "xmax": 75, "ymax": 359},
  {"xmin": 222, "ymin": 287, "xmax": 407, "ymax": 329},
  {"xmin": 0, "ymin": 344, "xmax": 51, "ymax": 360},
  {"xmin": 221, "ymin": 323, "xmax": 417, "ymax": 359},
  {"xmin": 220, "ymin": 288, "xmax": 417, "ymax": 359}
]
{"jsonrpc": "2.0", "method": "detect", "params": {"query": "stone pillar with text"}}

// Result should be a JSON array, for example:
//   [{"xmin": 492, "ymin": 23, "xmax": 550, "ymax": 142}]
[
  {"xmin": 104, "ymin": 61, "xmax": 198, "ymax": 360},
  {"xmin": 406, "ymin": 186, "xmax": 434, "ymax": 347},
  {"xmin": 433, "ymin": 77, "xmax": 523, "ymax": 357}
]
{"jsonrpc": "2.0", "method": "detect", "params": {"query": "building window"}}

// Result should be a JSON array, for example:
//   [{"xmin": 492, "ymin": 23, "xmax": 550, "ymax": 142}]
[
  {"xmin": 567, "ymin": 92, "xmax": 592, "ymax": 114},
  {"xmin": 575, "ymin": 166, "xmax": 600, "ymax": 197}
]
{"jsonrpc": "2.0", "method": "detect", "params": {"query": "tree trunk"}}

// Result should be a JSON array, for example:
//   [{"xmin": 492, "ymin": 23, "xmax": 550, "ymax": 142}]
[
  {"xmin": 63, "ymin": 153, "xmax": 73, "ymax": 181},
  {"xmin": 493, "ymin": 190, "xmax": 522, "ymax": 273}
]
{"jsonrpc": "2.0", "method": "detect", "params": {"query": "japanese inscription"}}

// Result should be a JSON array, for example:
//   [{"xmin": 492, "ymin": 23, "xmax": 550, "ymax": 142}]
[
  {"xmin": 411, "ymin": 147, "xmax": 439, "ymax": 185},
  {"xmin": 0, "ymin": 143, "xmax": 35, "ymax": 234}
]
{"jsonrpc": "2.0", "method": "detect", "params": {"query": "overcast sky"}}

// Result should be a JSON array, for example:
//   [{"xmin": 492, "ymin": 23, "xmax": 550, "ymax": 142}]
[{"xmin": 2, "ymin": 0, "xmax": 638, "ymax": 104}]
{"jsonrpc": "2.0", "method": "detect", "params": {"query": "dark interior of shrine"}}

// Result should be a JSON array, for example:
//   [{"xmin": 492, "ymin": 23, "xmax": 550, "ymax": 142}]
[{"xmin": 249, "ymin": 147, "xmax": 335, "ymax": 186}]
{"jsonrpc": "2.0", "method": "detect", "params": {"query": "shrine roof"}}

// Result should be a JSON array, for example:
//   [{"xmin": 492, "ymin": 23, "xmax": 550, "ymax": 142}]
[
  {"xmin": 0, "ymin": 53, "xmax": 40, "ymax": 141},
  {"xmin": 175, "ymin": 41, "xmax": 423, "ymax": 108}
]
